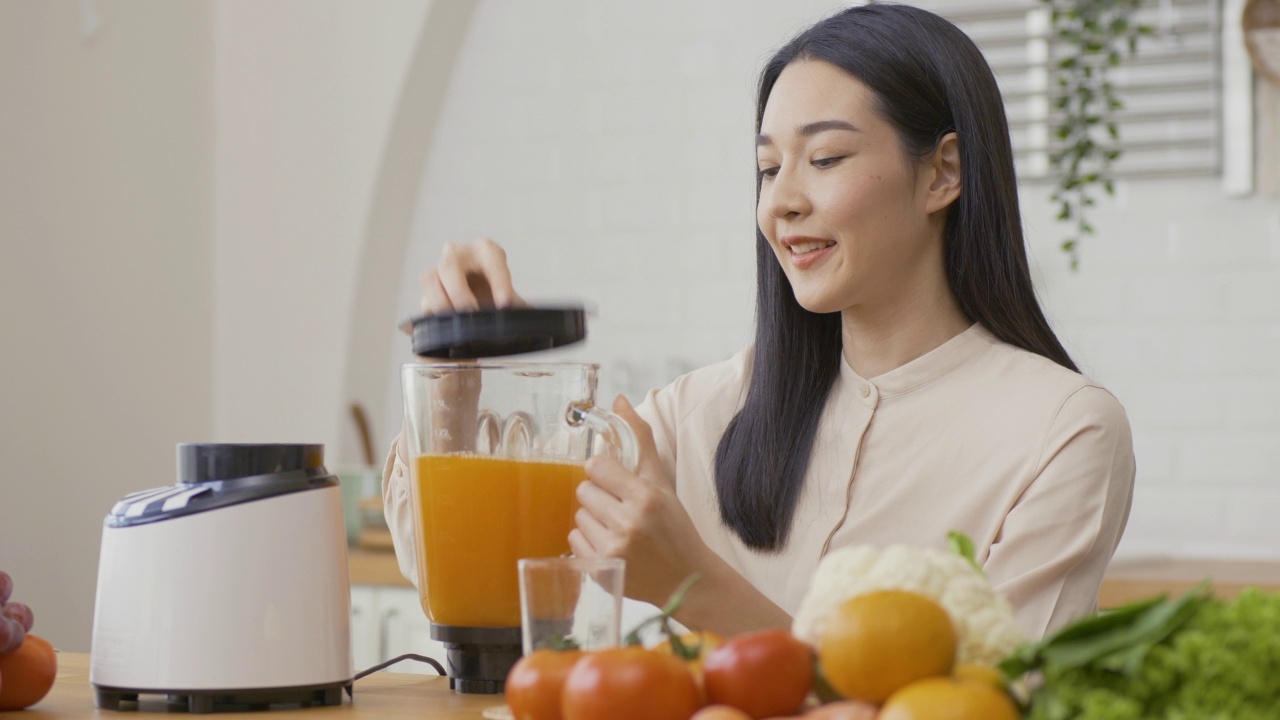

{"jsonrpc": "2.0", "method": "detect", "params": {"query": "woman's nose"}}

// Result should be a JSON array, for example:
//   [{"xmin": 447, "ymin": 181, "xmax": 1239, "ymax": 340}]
[{"xmin": 763, "ymin": 165, "xmax": 810, "ymax": 220}]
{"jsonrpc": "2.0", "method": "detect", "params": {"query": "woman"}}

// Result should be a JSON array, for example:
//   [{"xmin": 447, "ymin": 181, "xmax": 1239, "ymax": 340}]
[{"xmin": 383, "ymin": 4, "xmax": 1134, "ymax": 640}]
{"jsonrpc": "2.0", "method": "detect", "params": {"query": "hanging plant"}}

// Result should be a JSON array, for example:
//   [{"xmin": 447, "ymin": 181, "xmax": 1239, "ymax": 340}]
[{"xmin": 1042, "ymin": 0, "xmax": 1152, "ymax": 269}]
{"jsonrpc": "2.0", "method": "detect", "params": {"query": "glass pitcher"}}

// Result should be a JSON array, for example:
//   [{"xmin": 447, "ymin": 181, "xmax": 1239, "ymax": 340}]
[{"xmin": 400, "ymin": 362, "xmax": 638, "ymax": 630}]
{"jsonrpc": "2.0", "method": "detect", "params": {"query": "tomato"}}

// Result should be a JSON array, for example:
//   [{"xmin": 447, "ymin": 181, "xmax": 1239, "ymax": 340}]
[
  {"xmin": 653, "ymin": 630, "xmax": 725, "ymax": 673},
  {"xmin": 653, "ymin": 631, "xmax": 725, "ymax": 703},
  {"xmin": 506, "ymin": 649, "xmax": 583, "ymax": 720},
  {"xmin": 703, "ymin": 629, "xmax": 814, "ymax": 719},
  {"xmin": 0, "ymin": 634, "xmax": 57, "ymax": 711},
  {"xmin": 690, "ymin": 705, "xmax": 752, "ymax": 720},
  {"xmin": 561, "ymin": 647, "xmax": 701, "ymax": 720}
]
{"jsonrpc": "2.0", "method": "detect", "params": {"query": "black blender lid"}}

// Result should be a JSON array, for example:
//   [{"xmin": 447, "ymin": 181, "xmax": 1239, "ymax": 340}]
[
  {"xmin": 178, "ymin": 443, "xmax": 325, "ymax": 484},
  {"xmin": 105, "ymin": 444, "xmax": 335, "ymax": 529},
  {"xmin": 404, "ymin": 305, "xmax": 587, "ymax": 359}
]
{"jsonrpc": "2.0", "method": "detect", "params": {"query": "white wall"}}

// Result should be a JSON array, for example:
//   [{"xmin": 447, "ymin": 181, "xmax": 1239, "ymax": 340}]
[
  {"xmin": 0, "ymin": 0, "xmax": 440, "ymax": 652},
  {"xmin": 1027, "ymin": 178, "xmax": 1280, "ymax": 558},
  {"xmin": 388, "ymin": 0, "xmax": 842, "ymax": 424},
  {"xmin": 214, "ymin": 0, "xmax": 431, "ymax": 462},
  {"xmin": 2, "ymin": 0, "xmax": 1275, "ymax": 655},
  {"xmin": 0, "ymin": 0, "xmax": 215, "ymax": 651},
  {"xmin": 393, "ymin": 0, "xmax": 1280, "ymax": 560}
]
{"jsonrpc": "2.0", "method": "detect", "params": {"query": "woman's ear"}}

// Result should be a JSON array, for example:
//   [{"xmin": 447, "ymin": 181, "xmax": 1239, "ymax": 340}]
[{"xmin": 924, "ymin": 132, "xmax": 961, "ymax": 214}]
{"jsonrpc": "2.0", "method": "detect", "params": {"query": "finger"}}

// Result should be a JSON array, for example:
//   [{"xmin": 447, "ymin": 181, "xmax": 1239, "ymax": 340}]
[
  {"xmin": 585, "ymin": 454, "xmax": 645, "ymax": 504},
  {"xmin": 568, "ymin": 527, "xmax": 597, "ymax": 557},
  {"xmin": 611, "ymin": 394, "xmax": 667, "ymax": 484},
  {"xmin": 574, "ymin": 504, "xmax": 621, "ymax": 558},
  {"xmin": 576, "ymin": 477, "xmax": 628, "ymax": 529},
  {"xmin": 437, "ymin": 242, "xmax": 482, "ymax": 311},
  {"xmin": 418, "ymin": 268, "xmax": 454, "ymax": 315},
  {"xmin": 473, "ymin": 238, "xmax": 521, "ymax": 307}
]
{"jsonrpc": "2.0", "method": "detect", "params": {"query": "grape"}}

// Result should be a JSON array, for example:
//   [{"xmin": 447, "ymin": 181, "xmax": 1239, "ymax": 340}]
[
  {"xmin": 0, "ymin": 616, "xmax": 23, "ymax": 654},
  {"xmin": 0, "ymin": 571, "xmax": 11, "ymax": 605},
  {"xmin": 2, "ymin": 603, "xmax": 33, "ymax": 633}
]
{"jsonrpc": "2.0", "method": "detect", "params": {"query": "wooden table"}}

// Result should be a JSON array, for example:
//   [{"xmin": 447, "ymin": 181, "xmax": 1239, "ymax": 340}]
[
  {"xmin": 347, "ymin": 548, "xmax": 412, "ymax": 588},
  {"xmin": 1098, "ymin": 557, "xmax": 1280, "ymax": 608},
  {"xmin": 30, "ymin": 654, "xmax": 503, "ymax": 719}
]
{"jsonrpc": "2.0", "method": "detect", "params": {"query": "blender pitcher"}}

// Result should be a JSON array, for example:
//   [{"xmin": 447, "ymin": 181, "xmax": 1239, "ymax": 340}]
[{"xmin": 401, "ymin": 350, "xmax": 638, "ymax": 692}]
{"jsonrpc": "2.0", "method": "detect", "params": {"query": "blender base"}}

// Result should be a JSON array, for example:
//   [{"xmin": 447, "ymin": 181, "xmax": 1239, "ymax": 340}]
[{"xmin": 430, "ymin": 623, "xmax": 523, "ymax": 694}]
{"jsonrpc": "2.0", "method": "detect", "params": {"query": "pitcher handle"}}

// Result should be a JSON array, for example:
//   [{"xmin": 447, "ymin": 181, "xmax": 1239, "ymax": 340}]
[{"xmin": 566, "ymin": 402, "xmax": 639, "ymax": 473}]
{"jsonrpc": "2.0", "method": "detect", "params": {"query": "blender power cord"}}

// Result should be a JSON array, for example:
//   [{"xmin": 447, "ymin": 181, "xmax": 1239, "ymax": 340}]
[{"xmin": 348, "ymin": 653, "xmax": 447, "ymax": 695}]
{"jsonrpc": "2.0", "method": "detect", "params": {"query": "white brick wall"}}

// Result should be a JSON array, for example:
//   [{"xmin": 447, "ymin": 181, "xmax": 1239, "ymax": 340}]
[
  {"xmin": 392, "ymin": 0, "xmax": 1280, "ymax": 561},
  {"xmin": 1025, "ymin": 178, "xmax": 1280, "ymax": 558}
]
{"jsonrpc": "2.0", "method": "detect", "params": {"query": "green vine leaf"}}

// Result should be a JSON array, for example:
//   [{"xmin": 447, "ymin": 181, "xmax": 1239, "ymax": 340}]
[{"xmin": 1042, "ymin": 0, "xmax": 1151, "ymax": 270}]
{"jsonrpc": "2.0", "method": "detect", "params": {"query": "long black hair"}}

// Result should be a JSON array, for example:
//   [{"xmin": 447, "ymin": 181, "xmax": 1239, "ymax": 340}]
[{"xmin": 713, "ymin": 4, "xmax": 1078, "ymax": 552}]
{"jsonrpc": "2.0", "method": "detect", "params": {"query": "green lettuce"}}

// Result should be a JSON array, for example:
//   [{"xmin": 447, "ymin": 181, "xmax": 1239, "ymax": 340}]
[{"xmin": 1004, "ymin": 586, "xmax": 1280, "ymax": 719}]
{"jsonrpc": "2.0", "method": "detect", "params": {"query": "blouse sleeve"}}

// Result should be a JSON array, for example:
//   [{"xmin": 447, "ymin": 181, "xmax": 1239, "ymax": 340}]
[
  {"xmin": 635, "ymin": 386, "xmax": 680, "ymax": 485},
  {"xmin": 382, "ymin": 436, "xmax": 420, "ymax": 588},
  {"xmin": 983, "ymin": 385, "xmax": 1136, "ymax": 638}
]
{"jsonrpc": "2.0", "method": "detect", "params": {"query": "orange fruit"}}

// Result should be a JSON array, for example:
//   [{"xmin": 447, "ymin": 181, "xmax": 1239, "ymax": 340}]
[
  {"xmin": 951, "ymin": 663, "xmax": 1006, "ymax": 689},
  {"xmin": 0, "ymin": 634, "xmax": 57, "ymax": 710},
  {"xmin": 802, "ymin": 700, "xmax": 881, "ymax": 719},
  {"xmin": 879, "ymin": 677, "xmax": 1019, "ymax": 720},
  {"xmin": 817, "ymin": 590, "xmax": 956, "ymax": 704}
]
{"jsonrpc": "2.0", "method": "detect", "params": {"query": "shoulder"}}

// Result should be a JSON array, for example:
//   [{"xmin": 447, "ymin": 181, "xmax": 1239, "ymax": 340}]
[
  {"xmin": 970, "ymin": 331, "xmax": 1126, "ymax": 417},
  {"xmin": 636, "ymin": 347, "xmax": 751, "ymax": 433},
  {"xmin": 969, "ymin": 332, "xmax": 1132, "ymax": 460},
  {"xmin": 930, "ymin": 329, "xmax": 1131, "ymax": 456}
]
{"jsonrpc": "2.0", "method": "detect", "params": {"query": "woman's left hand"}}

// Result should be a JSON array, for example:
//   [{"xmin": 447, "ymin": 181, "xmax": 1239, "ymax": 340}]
[{"xmin": 569, "ymin": 395, "xmax": 712, "ymax": 606}]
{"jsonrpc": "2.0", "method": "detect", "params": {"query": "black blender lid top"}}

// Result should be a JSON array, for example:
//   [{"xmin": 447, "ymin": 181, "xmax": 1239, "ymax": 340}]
[
  {"xmin": 404, "ymin": 305, "xmax": 587, "ymax": 359},
  {"xmin": 178, "ymin": 443, "xmax": 325, "ymax": 484},
  {"xmin": 105, "ymin": 443, "xmax": 335, "ymax": 529}
]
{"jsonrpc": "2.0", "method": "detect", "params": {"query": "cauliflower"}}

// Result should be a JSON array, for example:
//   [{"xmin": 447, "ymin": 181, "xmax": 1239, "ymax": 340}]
[{"xmin": 792, "ymin": 538, "xmax": 1025, "ymax": 666}]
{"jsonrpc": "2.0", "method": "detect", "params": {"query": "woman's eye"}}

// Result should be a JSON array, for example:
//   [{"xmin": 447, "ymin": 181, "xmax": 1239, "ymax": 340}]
[
  {"xmin": 757, "ymin": 166, "xmax": 779, "ymax": 181},
  {"xmin": 813, "ymin": 156, "xmax": 845, "ymax": 169}
]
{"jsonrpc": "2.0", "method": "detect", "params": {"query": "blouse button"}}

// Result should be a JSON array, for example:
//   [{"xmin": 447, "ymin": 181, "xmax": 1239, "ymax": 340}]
[{"xmin": 859, "ymin": 384, "xmax": 871, "ymax": 398}]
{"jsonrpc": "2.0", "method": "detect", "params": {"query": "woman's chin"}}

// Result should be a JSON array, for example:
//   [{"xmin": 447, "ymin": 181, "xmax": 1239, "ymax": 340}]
[{"xmin": 791, "ymin": 290, "xmax": 846, "ymax": 315}]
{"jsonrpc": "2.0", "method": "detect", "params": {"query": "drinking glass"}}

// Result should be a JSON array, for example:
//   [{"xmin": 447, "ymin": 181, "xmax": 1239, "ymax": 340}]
[{"xmin": 518, "ymin": 557, "xmax": 625, "ymax": 654}]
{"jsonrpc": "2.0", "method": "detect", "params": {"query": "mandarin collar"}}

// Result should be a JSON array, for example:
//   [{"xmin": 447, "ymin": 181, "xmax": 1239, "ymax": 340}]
[{"xmin": 838, "ymin": 323, "xmax": 996, "ymax": 400}]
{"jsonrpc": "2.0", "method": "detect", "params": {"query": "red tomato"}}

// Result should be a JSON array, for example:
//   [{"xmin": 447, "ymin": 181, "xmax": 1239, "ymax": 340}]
[
  {"xmin": 703, "ymin": 629, "xmax": 814, "ymax": 719},
  {"xmin": 561, "ymin": 647, "xmax": 702, "ymax": 720},
  {"xmin": 654, "ymin": 631, "xmax": 726, "ymax": 704},
  {"xmin": 0, "ymin": 634, "xmax": 57, "ymax": 711},
  {"xmin": 506, "ymin": 649, "xmax": 583, "ymax": 720},
  {"xmin": 690, "ymin": 705, "xmax": 753, "ymax": 720}
]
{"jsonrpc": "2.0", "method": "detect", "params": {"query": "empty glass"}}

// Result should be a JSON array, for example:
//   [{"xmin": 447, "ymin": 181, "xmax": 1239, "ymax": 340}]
[{"xmin": 518, "ymin": 557, "xmax": 625, "ymax": 654}]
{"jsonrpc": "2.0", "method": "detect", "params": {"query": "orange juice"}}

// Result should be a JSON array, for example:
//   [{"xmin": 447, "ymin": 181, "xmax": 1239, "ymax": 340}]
[{"xmin": 412, "ymin": 454, "xmax": 584, "ymax": 627}]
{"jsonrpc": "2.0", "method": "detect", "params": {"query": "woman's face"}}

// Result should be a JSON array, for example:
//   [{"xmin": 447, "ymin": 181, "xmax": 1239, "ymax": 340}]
[{"xmin": 756, "ymin": 59, "xmax": 948, "ymax": 315}]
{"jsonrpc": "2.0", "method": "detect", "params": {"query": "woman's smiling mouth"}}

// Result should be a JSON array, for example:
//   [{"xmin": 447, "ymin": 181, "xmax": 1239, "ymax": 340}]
[{"xmin": 782, "ymin": 236, "xmax": 837, "ymax": 269}]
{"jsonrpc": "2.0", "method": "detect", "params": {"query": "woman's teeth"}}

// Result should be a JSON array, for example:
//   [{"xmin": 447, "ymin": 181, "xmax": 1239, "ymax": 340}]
[{"xmin": 790, "ymin": 241, "xmax": 834, "ymax": 255}]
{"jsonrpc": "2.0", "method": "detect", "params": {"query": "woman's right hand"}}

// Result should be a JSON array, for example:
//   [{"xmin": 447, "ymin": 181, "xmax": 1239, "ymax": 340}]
[
  {"xmin": 405, "ymin": 237, "xmax": 524, "ymax": 457},
  {"xmin": 418, "ymin": 237, "xmax": 524, "ymax": 315}
]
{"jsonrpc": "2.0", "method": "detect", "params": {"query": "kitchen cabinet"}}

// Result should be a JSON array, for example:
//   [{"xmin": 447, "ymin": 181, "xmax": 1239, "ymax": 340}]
[
  {"xmin": 348, "ymin": 549, "xmax": 447, "ymax": 677},
  {"xmin": 378, "ymin": 586, "xmax": 448, "ymax": 673},
  {"xmin": 350, "ymin": 585, "xmax": 447, "ymax": 676}
]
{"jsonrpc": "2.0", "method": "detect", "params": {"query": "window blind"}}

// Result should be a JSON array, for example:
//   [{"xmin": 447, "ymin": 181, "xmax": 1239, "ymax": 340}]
[{"xmin": 910, "ymin": 0, "xmax": 1223, "ymax": 180}]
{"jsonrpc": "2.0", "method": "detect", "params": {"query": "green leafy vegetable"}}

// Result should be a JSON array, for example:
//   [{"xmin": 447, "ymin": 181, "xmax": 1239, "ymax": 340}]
[
  {"xmin": 1004, "ymin": 583, "xmax": 1280, "ymax": 719},
  {"xmin": 624, "ymin": 573, "xmax": 701, "ymax": 659},
  {"xmin": 947, "ymin": 531, "xmax": 983, "ymax": 575}
]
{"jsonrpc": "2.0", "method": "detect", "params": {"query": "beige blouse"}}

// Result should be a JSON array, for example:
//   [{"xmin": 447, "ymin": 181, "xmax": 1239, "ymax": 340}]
[{"xmin": 383, "ymin": 323, "xmax": 1135, "ymax": 639}]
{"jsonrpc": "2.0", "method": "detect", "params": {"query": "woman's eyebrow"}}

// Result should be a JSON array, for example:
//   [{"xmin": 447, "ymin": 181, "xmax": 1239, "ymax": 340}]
[{"xmin": 756, "ymin": 119, "xmax": 861, "ymax": 146}]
